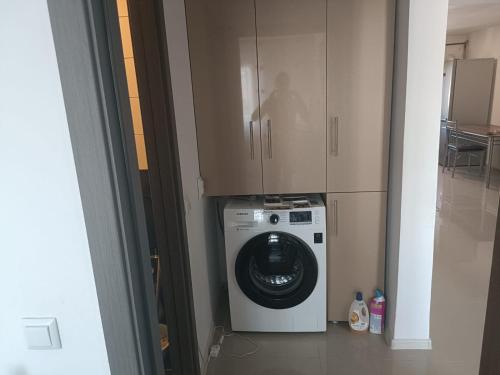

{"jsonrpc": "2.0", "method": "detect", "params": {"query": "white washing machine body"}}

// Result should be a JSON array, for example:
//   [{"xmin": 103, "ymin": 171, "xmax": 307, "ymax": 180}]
[{"xmin": 224, "ymin": 195, "xmax": 326, "ymax": 332}]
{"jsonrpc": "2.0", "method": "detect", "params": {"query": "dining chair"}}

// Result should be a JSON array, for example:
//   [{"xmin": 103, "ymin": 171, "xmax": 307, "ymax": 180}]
[{"xmin": 442, "ymin": 120, "xmax": 487, "ymax": 178}]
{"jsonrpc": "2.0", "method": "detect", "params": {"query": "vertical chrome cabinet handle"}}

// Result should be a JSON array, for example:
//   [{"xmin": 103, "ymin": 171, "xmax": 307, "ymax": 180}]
[
  {"xmin": 249, "ymin": 121, "xmax": 254, "ymax": 160},
  {"xmin": 267, "ymin": 119, "xmax": 273, "ymax": 159},
  {"xmin": 329, "ymin": 117, "xmax": 335, "ymax": 155},
  {"xmin": 333, "ymin": 199, "xmax": 338, "ymax": 236},
  {"xmin": 334, "ymin": 116, "xmax": 339, "ymax": 156}
]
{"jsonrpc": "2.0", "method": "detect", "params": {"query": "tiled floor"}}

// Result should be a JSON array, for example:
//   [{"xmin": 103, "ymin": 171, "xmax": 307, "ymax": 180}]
[{"xmin": 207, "ymin": 167, "xmax": 499, "ymax": 375}]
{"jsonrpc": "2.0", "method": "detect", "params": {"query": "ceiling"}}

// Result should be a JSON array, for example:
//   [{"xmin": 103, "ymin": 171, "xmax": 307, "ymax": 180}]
[{"xmin": 448, "ymin": 0, "xmax": 500, "ymax": 35}]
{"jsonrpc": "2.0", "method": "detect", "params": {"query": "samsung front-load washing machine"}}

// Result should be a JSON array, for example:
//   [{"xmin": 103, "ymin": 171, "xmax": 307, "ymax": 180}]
[{"xmin": 223, "ymin": 195, "xmax": 326, "ymax": 332}]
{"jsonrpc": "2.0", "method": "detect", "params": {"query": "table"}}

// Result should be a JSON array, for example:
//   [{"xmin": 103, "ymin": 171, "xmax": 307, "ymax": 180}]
[{"xmin": 449, "ymin": 124, "xmax": 500, "ymax": 188}]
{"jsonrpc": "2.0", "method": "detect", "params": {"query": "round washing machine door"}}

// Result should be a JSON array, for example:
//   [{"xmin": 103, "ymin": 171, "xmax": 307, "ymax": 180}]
[{"xmin": 235, "ymin": 231, "xmax": 318, "ymax": 309}]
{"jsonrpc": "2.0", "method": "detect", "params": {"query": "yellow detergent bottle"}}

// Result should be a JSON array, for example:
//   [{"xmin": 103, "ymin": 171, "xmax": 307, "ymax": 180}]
[{"xmin": 349, "ymin": 292, "xmax": 369, "ymax": 332}]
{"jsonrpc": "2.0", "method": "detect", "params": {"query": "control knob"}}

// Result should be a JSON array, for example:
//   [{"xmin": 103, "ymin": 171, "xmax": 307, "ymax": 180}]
[{"xmin": 270, "ymin": 214, "xmax": 280, "ymax": 224}]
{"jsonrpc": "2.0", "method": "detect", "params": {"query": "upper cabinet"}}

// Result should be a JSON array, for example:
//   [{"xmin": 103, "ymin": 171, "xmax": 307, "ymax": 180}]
[
  {"xmin": 186, "ymin": 0, "xmax": 327, "ymax": 196},
  {"xmin": 255, "ymin": 0, "xmax": 327, "ymax": 194},
  {"xmin": 327, "ymin": 0, "xmax": 394, "ymax": 193},
  {"xmin": 186, "ymin": 0, "xmax": 394, "ymax": 196},
  {"xmin": 185, "ymin": 0, "xmax": 263, "ymax": 196}
]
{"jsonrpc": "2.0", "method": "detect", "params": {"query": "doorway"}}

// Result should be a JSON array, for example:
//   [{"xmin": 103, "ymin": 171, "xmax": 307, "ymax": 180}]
[
  {"xmin": 48, "ymin": 0, "xmax": 201, "ymax": 374},
  {"xmin": 115, "ymin": 0, "xmax": 171, "ymax": 370},
  {"xmin": 112, "ymin": 0, "xmax": 202, "ymax": 373}
]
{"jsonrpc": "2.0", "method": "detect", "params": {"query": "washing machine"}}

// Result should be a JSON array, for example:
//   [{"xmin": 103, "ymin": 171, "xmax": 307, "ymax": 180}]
[{"xmin": 223, "ymin": 195, "xmax": 326, "ymax": 332}]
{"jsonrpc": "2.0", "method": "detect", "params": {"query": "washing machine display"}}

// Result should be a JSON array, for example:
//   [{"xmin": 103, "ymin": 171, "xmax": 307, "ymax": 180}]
[
  {"xmin": 289, "ymin": 211, "xmax": 312, "ymax": 224},
  {"xmin": 235, "ymin": 232, "xmax": 318, "ymax": 309}
]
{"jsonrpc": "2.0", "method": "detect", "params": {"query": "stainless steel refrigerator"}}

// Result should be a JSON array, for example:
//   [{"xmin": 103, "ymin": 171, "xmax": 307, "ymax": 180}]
[{"xmin": 439, "ymin": 58, "xmax": 496, "ymax": 165}]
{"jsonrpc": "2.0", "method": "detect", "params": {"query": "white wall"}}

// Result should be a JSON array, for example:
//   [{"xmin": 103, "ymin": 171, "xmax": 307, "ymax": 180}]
[
  {"xmin": 162, "ymin": 0, "xmax": 221, "ymax": 371},
  {"xmin": 0, "ymin": 1, "xmax": 110, "ymax": 374},
  {"xmin": 386, "ymin": 0, "xmax": 448, "ymax": 349}
]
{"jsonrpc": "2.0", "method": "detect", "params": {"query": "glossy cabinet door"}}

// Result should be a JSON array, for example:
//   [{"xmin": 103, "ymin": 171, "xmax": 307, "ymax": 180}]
[
  {"xmin": 327, "ymin": 0, "xmax": 394, "ymax": 192},
  {"xmin": 326, "ymin": 192, "xmax": 386, "ymax": 322},
  {"xmin": 185, "ymin": 0, "xmax": 263, "ymax": 196},
  {"xmin": 255, "ymin": 0, "xmax": 327, "ymax": 194}
]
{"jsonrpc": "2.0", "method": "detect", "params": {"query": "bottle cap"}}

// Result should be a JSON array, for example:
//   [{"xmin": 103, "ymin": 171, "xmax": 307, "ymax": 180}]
[
  {"xmin": 375, "ymin": 289, "xmax": 384, "ymax": 298},
  {"xmin": 356, "ymin": 292, "xmax": 363, "ymax": 301}
]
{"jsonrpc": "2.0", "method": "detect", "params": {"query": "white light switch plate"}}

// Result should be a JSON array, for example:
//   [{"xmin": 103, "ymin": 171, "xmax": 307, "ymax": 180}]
[{"xmin": 23, "ymin": 318, "xmax": 62, "ymax": 350}]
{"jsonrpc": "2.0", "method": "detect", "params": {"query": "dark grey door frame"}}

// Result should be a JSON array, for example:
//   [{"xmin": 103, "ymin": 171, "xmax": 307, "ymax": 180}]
[
  {"xmin": 123, "ymin": 0, "xmax": 201, "ymax": 373},
  {"xmin": 48, "ymin": 1, "xmax": 199, "ymax": 374}
]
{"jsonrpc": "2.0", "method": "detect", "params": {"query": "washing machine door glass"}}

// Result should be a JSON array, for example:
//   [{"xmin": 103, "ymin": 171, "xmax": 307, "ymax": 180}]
[{"xmin": 235, "ymin": 232, "xmax": 318, "ymax": 309}]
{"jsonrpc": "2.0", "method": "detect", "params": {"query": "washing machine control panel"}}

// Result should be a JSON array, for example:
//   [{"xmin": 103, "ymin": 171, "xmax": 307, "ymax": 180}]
[{"xmin": 261, "ymin": 210, "xmax": 318, "ymax": 226}]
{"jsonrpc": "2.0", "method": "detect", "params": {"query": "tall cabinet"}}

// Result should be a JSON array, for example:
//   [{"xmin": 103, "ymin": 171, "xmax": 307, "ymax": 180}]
[{"xmin": 326, "ymin": 0, "xmax": 394, "ymax": 321}]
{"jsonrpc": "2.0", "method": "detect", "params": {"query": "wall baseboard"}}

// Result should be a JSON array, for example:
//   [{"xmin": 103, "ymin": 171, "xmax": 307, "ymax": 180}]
[
  {"xmin": 385, "ymin": 326, "xmax": 432, "ymax": 350},
  {"xmin": 390, "ymin": 338, "xmax": 432, "ymax": 350}
]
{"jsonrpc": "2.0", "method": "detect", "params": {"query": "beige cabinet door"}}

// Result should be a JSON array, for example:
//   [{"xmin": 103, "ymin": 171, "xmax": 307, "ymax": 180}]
[
  {"xmin": 185, "ymin": 0, "xmax": 263, "ymax": 196},
  {"xmin": 255, "ymin": 0, "xmax": 327, "ymax": 194},
  {"xmin": 327, "ymin": 192, "xmax": 386, "ymax": 322},
  {"xmin": 327, "ymin": 0, "xmax": 394, "ymax": 193}
]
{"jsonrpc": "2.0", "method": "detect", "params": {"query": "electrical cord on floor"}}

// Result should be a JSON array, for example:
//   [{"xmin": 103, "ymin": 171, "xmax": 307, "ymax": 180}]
[
  {"xmin": 210, "ymin": 325, "xmax": 260, "ymax": 360},
  {"xmin": 224, "ymin": 332, "xmax": 260, "ymax": 359}
]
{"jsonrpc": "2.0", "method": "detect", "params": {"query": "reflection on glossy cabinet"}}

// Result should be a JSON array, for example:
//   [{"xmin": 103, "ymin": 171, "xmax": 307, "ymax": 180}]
[
  {"xmin": 185, "ymin": 0, "xmax": 263, "ymax": 196},
  {"xmin": 255, "ymin": 0, "xmax": 327, "ymax": 194},
  {"xmin": 327, "ymin": 192, "xmax": 386, "ymax": 322},
  {"xmin": 327, "ymin": 0, "xmax": 394, "ymax": 193}
]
